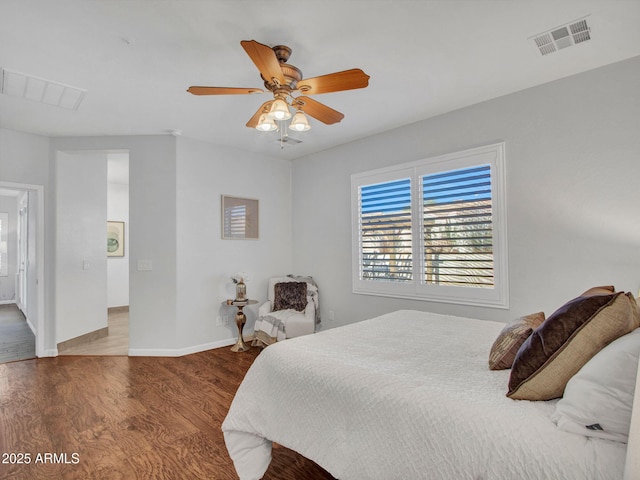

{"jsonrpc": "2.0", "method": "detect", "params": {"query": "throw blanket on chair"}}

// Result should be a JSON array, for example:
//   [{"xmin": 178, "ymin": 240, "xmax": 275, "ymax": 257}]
[{"xmin": 253, "ymin": 311, "xmax": 299, "ymax": 347}]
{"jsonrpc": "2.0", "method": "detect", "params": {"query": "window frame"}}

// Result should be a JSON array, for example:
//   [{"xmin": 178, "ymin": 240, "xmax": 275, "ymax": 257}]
[{"xmin": 351, "ymin": 143, "xmax": 509, "ymax": 309}]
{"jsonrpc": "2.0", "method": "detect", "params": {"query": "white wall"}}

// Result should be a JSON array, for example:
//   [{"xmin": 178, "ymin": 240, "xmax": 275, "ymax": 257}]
[
  {"xmin": 55, "ymin": 151, "xmax": 108, "ymax": 343},
  {"xmin": 175, "ymin": 137, "xmax": 293, "ymax": 351},
  {"xmin": 107, "ymin": 177, "xmax": 129, "ymax": 308},
  {"xmin": 0, "ymin": 129, "xmax": 50, "ymax": 186},
  {"xmin": 50, "ymin": 135, "xmax": 179, "ymax": 353},
  {"xmin": 0, "ymin": 128, "xmax": 51, "ymax": 354},
  {"xmin": 0, "ymin": 195, "xmax": 17, "ymax": 302},
  {"xmin": 292, "ymin": 56, "xmax": 640, "ymax": 328},
  {"xmin": 5, "ymin": 130, "xmax": 289, "ymax": 355},
  {"xmin": 49, "ymin": 135, "xmax": 292, "ymax": 355}
]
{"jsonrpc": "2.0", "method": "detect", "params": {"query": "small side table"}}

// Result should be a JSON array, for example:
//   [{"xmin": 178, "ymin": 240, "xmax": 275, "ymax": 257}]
[{"xmin": 224, "ymin": 299, "xmax": 258, "ymax": 352}]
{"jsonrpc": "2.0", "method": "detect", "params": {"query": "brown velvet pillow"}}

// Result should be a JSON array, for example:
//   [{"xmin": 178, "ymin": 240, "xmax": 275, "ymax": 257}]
[
  {"xmin": 488, "ymin": 312, "xmax": 545, "ymax": 370},
  {"xmin": 273, "ymin": 282, "xmax": 307, "ymax": 312},
  {"xmin": 507, "ymin": 291, "xmax": 640, "ymax": 400}
]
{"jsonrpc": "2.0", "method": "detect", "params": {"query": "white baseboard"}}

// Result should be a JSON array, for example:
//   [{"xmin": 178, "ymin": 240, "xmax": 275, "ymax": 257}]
[
  {"xmin": 40, "ymin": 349, "xmax": 58, "ymax": 358},
  {"xmin": 0, "ymin": 300, "xmax": 16, "ymax": 305},
  {"xmin": 128, "ymin": 336, "xmax": 244, "ymax": 357}
]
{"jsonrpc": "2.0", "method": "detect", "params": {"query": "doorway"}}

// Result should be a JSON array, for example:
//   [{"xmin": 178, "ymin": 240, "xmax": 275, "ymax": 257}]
[
  {"xmin": 106, "ymin": 152, "xmax": 130, "ymax": 354},
  {"xmin": 57, "ymin": 151, "xmax": 129, "ymax": 356},
  {"xmin": 0, "ymin": 181, "xmax": 45, "ymax": 360}
]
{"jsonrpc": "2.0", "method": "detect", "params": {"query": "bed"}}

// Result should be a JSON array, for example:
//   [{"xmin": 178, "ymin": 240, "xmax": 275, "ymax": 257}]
[{"xmin": 222, "ymin": 309, "xmax": 638, "ymax": 480}]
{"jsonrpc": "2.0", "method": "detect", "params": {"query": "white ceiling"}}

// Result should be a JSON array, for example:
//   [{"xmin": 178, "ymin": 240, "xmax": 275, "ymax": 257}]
[{"xmin": 1, "ymin": 0, "xmax": 639, "ymax": 161}]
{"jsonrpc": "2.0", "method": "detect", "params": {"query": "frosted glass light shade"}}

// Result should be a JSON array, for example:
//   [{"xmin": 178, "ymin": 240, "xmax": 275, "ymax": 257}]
[
  {"xmin": 256, "ymin": 114, "xmax": 277, "ymax": 132},
  {"xmin": 267, "ymin": 98, "xmax": 292, "ymax": 120},
  {"xmin": 289, "ymin": 111, "xmax": 311, "ymax": 132}
]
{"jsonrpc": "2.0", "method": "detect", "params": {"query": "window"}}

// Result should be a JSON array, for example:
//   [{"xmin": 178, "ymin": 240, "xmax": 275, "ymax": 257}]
[
  {"xmin": 360, "ymin": 178, "xmax": 413, "ymax": 283},
  {"xmin": 351, "ymin": 143, "xmax": 508, "ymax": 308},
  {"xmin": 0, "ymin": 212, "xmax": 7, "ymax": 277}
]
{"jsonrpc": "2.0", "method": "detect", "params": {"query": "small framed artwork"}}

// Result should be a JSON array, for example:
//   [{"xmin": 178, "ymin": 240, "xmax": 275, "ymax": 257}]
[
  {"xmin": 222, "ymin": 195, "xmax": 259, "ymax": 240},
  {"xmin": 107, "ymin": 221, "xmax": 125, "ymax": 257}
]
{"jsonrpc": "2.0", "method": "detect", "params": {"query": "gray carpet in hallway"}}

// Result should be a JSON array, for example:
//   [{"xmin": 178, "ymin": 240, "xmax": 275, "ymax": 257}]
[{"xmin": 0, "ymin": 304, "xmax": 36, "ymax": 363}]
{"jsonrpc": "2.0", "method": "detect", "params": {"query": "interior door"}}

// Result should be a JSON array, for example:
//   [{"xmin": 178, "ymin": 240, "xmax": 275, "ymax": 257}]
[{"xmin": 17, "ymin": 197, "xmax": 28, "ymax": 314}]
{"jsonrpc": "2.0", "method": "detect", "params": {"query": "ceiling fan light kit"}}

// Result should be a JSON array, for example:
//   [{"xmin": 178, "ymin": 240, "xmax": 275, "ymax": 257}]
[
  {"xmin": 267, "ymin": 97, "xmax": 292, "ymax": 121},
  {"xmin": 187, "ymin": 39, "xmax": 370, "ymax": 141},
  {"xmin": 255, "ymin": 114, "xmax": 278, "ymax": 132},
  {"xmin": 289, "ymin": 110, "xmax": 311, "ymax": 132}
]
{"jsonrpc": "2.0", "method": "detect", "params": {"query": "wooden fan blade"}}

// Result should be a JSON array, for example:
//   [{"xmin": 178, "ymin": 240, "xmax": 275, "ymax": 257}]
[
  {"xmin": 240, "ymin": 40, "xmax": 285, "ymax": 86},
  {"xmin": 187, "ymin": 86, "xmax": 264, "ymax": 95},
  {"xmin": 246, "ymin": 101, "xmax": 274, "ymax": 128},
  {"xmin": 296, "ymin": 68, "xmax": 370, "ymax": 95},
  {"xmin": 295, "ymin": 96, "xmax": 344, "ymax": 125}
]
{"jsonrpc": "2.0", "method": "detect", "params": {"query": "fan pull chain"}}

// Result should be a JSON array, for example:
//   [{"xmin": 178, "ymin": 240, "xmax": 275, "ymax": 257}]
[{"xmin": 279, "ymin": 122, "xmax": 286, "ymax": 149}]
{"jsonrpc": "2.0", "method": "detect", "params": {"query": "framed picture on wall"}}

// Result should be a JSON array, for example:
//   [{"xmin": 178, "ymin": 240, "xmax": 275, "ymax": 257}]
[
  {"xmin": 107, "ymin": 221, "xmax": 125, "ymax": 257},
  {"xmin": 221, "ymin": 195, "xmax": 259, "ymax": 240}
]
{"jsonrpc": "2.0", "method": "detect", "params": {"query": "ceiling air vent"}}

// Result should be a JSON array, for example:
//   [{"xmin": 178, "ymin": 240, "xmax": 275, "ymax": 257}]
[
  {"xmin": 531, "ymin": 16, "xmax": 591, "ymax": 56},
  {"xmin": 273, "ymin": 136, "xmax": 302, "ymax": 145},
  {"xmin": 0, "ymin": 68, "xmax": 86, "ymax": 110}
]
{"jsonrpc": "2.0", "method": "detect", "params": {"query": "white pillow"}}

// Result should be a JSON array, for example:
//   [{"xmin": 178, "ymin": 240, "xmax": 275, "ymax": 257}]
[{"xmin": 551, "ymin": 327, "xmax": 640, "ymax": 443}]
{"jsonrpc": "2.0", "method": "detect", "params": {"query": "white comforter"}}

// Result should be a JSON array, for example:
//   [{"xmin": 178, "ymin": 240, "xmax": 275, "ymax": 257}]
[{"xmin": 222, "ymin": 310, "xmax": 627, "ymax": 480}]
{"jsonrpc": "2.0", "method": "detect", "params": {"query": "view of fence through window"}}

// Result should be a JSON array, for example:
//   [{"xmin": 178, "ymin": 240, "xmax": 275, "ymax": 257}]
[
  {"xmin": 359, "ymin": 164, "xmax": 494, "ymax": 288},
  {"xmin": 422, "ymin": 165, "xmax": 493, "ymax": 288},
  {"xmin": 360, "ymin": 178, "xmax": 413, "ymax": 282}
]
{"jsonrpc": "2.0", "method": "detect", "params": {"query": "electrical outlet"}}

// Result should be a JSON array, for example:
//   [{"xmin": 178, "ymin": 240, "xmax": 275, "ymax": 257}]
[
  {"xmin": 223, "ymin": 315, "xmax": 229, "ymax": 326},
  {"xmin": 216, "ymin": 316, "xmax": 223, "ymax": 327}
]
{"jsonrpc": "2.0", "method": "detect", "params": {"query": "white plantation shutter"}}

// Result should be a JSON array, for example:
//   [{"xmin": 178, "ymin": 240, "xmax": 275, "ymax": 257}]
[
  {"xmin": 352, "ymin": 143, "xmax": 508, "ymax": 308},
  {"xmin": 422, "ymin": 165, "xmax": 494, "ymax": 288},
  {"xmin": 359, "ymin": 178, "xmax": 413, "ymax": 282}
]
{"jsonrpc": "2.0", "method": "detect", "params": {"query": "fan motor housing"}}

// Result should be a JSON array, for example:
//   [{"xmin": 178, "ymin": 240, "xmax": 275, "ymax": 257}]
[
  {"xmin": 261, "ymin": 45, "xmax": 303, "ymax": 91},
  {"xmin": 272, "ymin": 45, "xmax": 292, "ymax": 63}
]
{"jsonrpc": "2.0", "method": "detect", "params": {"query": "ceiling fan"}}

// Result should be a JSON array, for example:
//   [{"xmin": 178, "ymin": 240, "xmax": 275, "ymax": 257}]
[{"xmin": 187, "ymin": 40, "xmax": 370, "ymax": 133}]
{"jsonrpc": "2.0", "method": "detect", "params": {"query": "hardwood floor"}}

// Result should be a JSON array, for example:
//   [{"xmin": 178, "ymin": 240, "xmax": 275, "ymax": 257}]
[
  {"xmin": 58, "ymin": 309, "xmax": 129, "ymax": 356},
  {"xmin": 0, "ymin": 346, "xmax": 337, "ymax": 479},
  {"xmin": 0, "ymin": 304, "xmax": 36, "ymax": 364}
]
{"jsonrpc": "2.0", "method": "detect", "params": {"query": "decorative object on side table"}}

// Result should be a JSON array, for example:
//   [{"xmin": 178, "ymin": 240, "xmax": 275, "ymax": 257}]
[
  {"xmin": 235, "ymin": 279, "xmax": 246, "ymax": 301},
  {"xmin": 231, "ymin": 272, "xmax": 249, "ymax": 301}
]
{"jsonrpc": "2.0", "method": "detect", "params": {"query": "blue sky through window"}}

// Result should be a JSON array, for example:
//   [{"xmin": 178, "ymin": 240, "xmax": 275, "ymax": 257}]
[
  {"xmin": 423, "ymin": 165, "xmax": 491, "ymax": 204},
  {"xmin": 361, "ymin": 165, "xmax": 491, "ymax": 214},
  {"xmin": 361, "ymin": 178, "xmax": 411, "ymax": 214}
]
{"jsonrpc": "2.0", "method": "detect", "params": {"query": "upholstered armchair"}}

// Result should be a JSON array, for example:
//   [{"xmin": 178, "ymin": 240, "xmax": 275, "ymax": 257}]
[{"xmin": 252, "ymin": 275, "xmax": 319, "ymax": 347}]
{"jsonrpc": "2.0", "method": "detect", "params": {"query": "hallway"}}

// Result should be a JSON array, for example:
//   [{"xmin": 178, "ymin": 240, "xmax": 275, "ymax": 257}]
[
  {"xmin": 0, "ymin": 304, "xmax": 36, "ymax": 364},
  {"xmin": 0, "ymin": 306, "xmax": 128, "ymax": 362}
]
